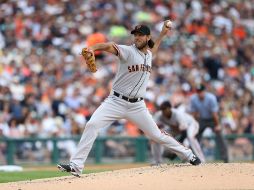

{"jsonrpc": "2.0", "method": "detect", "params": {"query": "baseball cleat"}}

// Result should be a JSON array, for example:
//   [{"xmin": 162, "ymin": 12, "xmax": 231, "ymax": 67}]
[
  {"xmin": 189, "ymin": 155, "xmax": 201, "ymax": 166},
  {"xmin": 57, "ymin": 164, "xmax": 81, "ymax": 177}
]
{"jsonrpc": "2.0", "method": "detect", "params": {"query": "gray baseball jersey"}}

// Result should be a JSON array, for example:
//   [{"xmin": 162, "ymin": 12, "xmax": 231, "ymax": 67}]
[{"xmin": 112, "ymin": 44, "xmax": 152, "ymax": 98}]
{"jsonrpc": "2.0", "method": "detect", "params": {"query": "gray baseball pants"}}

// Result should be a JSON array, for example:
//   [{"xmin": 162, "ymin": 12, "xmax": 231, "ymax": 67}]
[{"xmin": 70, "ymin": 95, "xmax": 195, "ymax": 173}]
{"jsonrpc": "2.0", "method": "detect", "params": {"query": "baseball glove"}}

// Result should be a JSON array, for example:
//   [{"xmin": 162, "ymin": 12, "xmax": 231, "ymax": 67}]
[{"xmin": 81, "ymin": 48, "xmax": 97, "ymax": 73}]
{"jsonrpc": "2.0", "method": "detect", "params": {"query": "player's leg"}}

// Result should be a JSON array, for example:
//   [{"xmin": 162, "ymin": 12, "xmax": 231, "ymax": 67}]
[
  {"xmin": 126, "ymin": 102, "xmax": 197, "ymax": 163},
  {"xmin": 163, "ymin": 131, "xmax": 187, "ymax": 160},
  {"xmin": 186, "ymin": 122, "xmax": 206, "ymax": 163},
  {"xmin": 59, "ymin": 96, "xmax": 126, "ymax": 175},
  {"xmin": 150, "ymin": 141, "xmax": 164, "ymax": 165}
]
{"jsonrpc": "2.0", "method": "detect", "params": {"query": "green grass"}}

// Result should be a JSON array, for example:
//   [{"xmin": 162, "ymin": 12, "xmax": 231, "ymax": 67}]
[{"xmin": 0, "ymin": 170, "xmax": 108, "ymax": 183}]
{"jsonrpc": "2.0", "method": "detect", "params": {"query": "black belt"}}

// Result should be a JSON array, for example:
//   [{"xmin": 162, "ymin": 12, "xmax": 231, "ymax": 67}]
[{"xmin": 113, "ymin": 91, "xmax": 143, "ymax": 103}]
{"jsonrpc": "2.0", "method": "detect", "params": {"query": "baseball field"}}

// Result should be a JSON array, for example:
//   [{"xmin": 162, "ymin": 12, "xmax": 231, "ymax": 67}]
[{"xmin": 1, "ymin": 163, "xmax": 254, "ymax": 190}]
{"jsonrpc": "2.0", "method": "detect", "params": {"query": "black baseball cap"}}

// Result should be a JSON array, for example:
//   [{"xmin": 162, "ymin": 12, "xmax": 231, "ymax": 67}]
[
  {"xmin": 196, "ymin": 84, "xmax": 206, "ymax": 92},
  {"xmin": 131, "ymin": 25, "xmax": 150, "ymax": 35},
  {"xmin": 160, "ymin": 101, "xmax": 172, "ymax": 110}
]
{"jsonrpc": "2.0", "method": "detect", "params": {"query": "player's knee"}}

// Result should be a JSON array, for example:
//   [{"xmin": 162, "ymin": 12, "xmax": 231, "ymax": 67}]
[
  {"xmin": 152, "ymin": 139, "xmax": 164, "ymax": 144},
  {"xmin": 188, "ymin": 137, "xmax": 196, "ymax": 144},
  {"xmin": 187, "ymin": 133, "xmax": 195, "ymax": 140},
  {"xmin": 85, "ymin": 119, "xmax": 99, "ymax": 129}
]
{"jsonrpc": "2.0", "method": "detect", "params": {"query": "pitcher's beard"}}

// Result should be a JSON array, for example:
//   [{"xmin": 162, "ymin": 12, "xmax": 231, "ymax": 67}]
[{"xmin": 136, "ymin": 40, "xmax": 148, "ymax": 50}]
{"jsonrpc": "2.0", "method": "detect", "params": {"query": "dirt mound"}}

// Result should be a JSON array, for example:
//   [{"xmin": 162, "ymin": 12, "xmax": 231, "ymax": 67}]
[{"xmin": 2, "ymin": 163, "xmax": 254, "ymax": 190}]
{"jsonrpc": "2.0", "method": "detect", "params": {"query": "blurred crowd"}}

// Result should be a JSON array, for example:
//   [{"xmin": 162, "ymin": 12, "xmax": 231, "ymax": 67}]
[{"xmin": 0, "ymin": 0, "xmax": 254, "ymax": 150}]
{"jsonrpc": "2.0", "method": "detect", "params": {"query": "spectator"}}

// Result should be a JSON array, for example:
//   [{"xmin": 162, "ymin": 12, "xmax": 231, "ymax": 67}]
[{"xmin": 0, "ymin": 0, "xmax": 253, "ymax": 163}]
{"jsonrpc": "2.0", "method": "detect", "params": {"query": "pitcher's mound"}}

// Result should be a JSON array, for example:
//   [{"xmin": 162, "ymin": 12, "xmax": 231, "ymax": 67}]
[{"xmin": 2, "ymin": 163, "xmax": 254, "ymax": 190}]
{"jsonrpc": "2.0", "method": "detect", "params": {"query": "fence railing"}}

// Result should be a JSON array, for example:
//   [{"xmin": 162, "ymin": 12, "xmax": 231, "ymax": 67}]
[
  {"xmin": 0, "ymin": 136, "xmax": 148, "ymax": 165},
  {"xmin": 1, "ymin": 134, "xmax": 254, "ymax": 165}
]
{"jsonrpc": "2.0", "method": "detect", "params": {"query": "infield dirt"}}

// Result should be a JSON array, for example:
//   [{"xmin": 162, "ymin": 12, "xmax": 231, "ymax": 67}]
[{"xmin": 1, "ymin": 163, "xmax": 254, "ymax": 190}]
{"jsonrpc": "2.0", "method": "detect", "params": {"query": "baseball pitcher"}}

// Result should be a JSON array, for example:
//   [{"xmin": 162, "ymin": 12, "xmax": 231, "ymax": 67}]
[{"xmin": 58, "ymin": 21, "xmax": 201, "ymax": 177}]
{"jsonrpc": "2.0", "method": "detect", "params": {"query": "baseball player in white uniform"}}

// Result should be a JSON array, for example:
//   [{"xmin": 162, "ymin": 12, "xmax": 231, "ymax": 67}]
[
  {"xmin": 58, "ymin": 21, "xmax": 201, "ymax": 177},
  {"xmin": 151, "ymin": 101, "xmax": 206, "ymax": 165}
]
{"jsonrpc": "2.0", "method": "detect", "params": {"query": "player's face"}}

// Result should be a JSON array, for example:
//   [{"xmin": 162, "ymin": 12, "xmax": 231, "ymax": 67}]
[
  {"xmin": 133, "ymin": 33, "xmax": 149, "ymax": 50},
  {"xmin": 162, "ymin": 108, "xmax": 172, "ymax": 118}
]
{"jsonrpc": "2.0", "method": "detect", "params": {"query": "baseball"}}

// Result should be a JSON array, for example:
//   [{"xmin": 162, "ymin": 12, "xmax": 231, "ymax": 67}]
[{"xmin": 166, "ymin": 20, "xmax": 173, "ymax": 29}]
